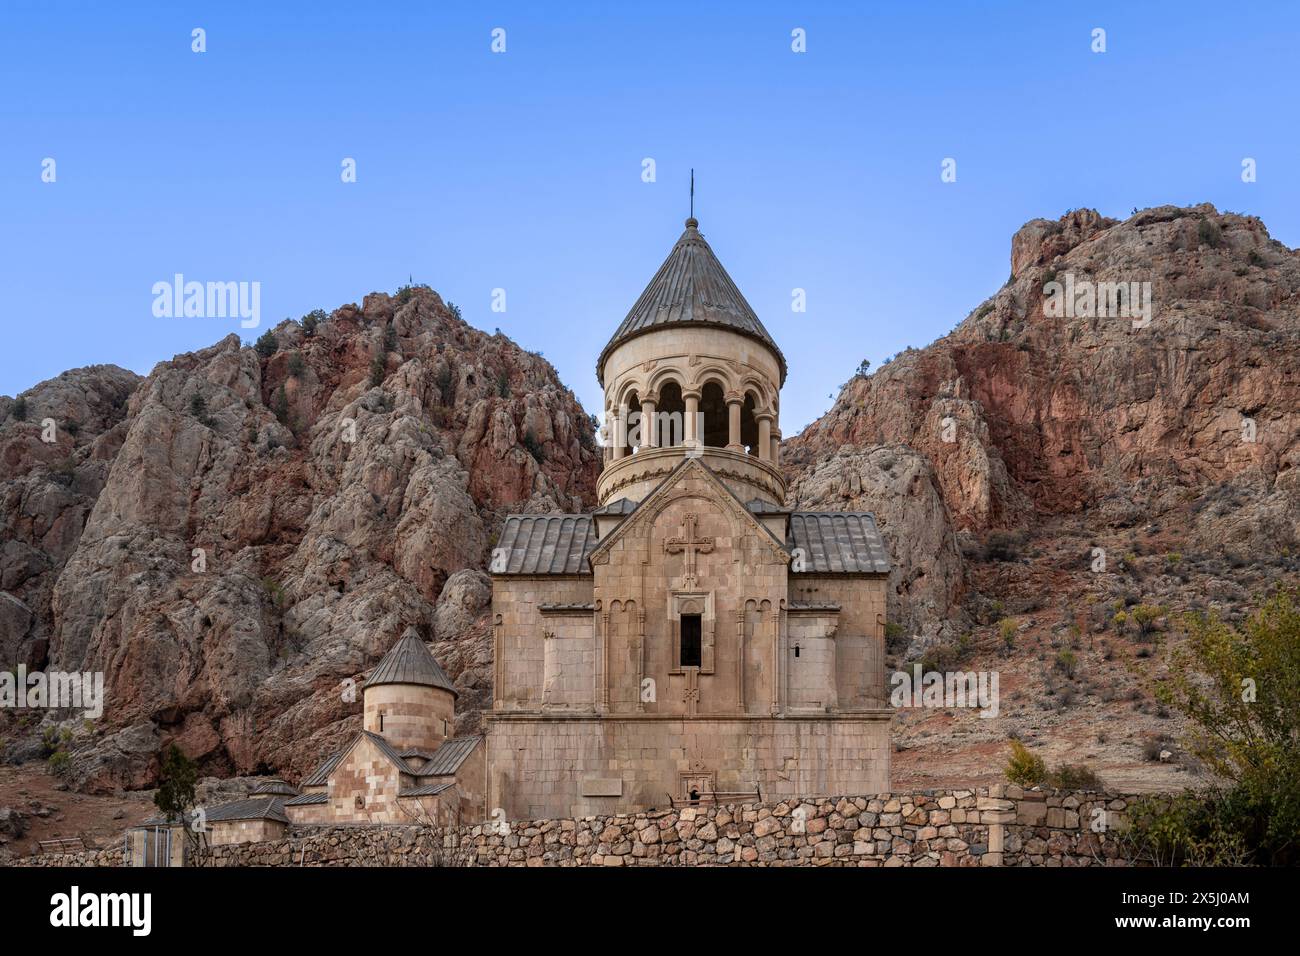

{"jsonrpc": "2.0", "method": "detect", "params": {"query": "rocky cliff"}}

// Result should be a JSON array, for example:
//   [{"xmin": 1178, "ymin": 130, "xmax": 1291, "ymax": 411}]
[
  {"xmin": 3, "ymin": 204, "xmax": 1297, "ymax": 797},
  {"xmin": 787, "ymin": 204, "xmax": 1300, "ymax": 646},
  {"xmin": 1, "ymin": 288, "xmax": 598, "ymax": 790}
]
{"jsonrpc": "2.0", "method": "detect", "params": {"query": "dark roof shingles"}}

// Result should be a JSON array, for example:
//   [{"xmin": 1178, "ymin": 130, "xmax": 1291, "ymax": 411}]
[
  {"xmin": 495, "ymin": 514, "xmax": 595, "ymax": 575},
  {"xmin": 417, "ymin": 736, "xmax": 482, "ymax": 777},
  {"xmin": 787, "ymin": 512, "xmax": 891, "ymax": 574},
  {"xmin": 363, "ymin": 631, "xmax": 457, "ymax": 694}
]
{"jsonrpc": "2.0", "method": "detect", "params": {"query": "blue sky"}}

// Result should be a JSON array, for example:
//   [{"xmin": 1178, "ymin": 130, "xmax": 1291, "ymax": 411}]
[{"xmin": 3, "ymin": 1, "xmax": 1297, "ymax": 432}]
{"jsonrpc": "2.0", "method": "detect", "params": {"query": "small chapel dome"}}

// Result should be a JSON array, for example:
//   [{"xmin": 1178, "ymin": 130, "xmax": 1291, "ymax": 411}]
[
  {"xmin": 363, "ymin": 628, "xmax": 457, "ymax": 697},
  {"xmin": 363, "ymin": 628, "xmax": 457, "ymax": 751}
]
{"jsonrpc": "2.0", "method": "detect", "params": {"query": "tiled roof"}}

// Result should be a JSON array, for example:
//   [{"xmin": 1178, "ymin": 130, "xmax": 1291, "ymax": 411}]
[
  {"xmin": 399, "ymin": 782, "xmax": 453, "ymax": 798},
  {"xmin": 787, "ymin": 512, "xmax": 891, "ymax": 574},
  {"xmin": 301, "ymin": 749, "xmax": 344, "ymax": 788},
  {"xmin": 363, "ymin": 629, "xmax": 457, "ymax": 695},
  {"xmin": 284, "ymin": 792, "xmax": 328, "ymax": 807},
  {"xmin": 746, "ymin": 498, "xmax": 788, "ymax": 514},
  {"xmin": 597, "ymin": 218, "xmax": 786, "ymax": 385},
  {"xmin": 363, "ymin": 731, "xmax": 418, "ymax": 777},
  {"xmin": 398, "ymin": 747, "xmax": 440, "ymax": 760},
  {"xmin": 592, "ymin": 497, "xmax": 638, "ymax": 515},
  {"xmin": 204, "ymin": 797, "xmax": 290, "ymax": 824},
  {"xmin": 417, "ymin": 736, "xmax": 483, "ymax": 777},
  {"xmin": 494, "ymin": 514, "xmax": 595, "ymax": 575},
  {"xmin": 250, "ymin": 780, "xmax": 299, "ymax": 796}
]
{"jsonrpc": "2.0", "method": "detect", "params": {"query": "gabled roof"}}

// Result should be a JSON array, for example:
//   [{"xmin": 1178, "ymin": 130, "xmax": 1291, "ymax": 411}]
[
  {"xmin": 597, "ymin": 218, "xmax": 786, "ymax": 386},
  {"xmin": 417, "ymin": 735, "xmax": 483, "ymax": 777},
  {"xmin": 587, "ymin": 455, "xmax": 790, "ymax": 567},
  {"xmin": 141, "ymin": 797, "xmax": 289, "ymax": 827},
  {"xmin": 250, "ymin": 780, "xmax": 299, "ymax": 796},
  {"xmin": 399, "ymin": 782, "xmax": 454, "ymax": 798},
  {"xmin": 787, "ymin": 512, "xmax": 891, "ymax": 574},
  {"xmin": 361, "ymin": 730, "xmax": 418, "ymax": 777},
  {"xmin": 300, "ymin": 749, "xmax": 344, "ymax": 788},
  {"xmin": 363, "ymin": 629, "xmax": 457, "ymax": 696},
  {"xmin": 495, "ymin": 513, "xmax": 596, "ymax": 575},
  {"xmin": 284, "ymin": 792, "xmax": 328, "ymax": 807},
  {"xmin": 592, "ymin": 497, "xmax": 639, "ymax": 516}
]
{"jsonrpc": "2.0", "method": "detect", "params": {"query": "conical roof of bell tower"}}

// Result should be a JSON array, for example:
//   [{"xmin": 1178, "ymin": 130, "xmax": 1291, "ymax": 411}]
[{"xmin": 596, "ymin": 218, "xmax": 786, "ymax": 386}]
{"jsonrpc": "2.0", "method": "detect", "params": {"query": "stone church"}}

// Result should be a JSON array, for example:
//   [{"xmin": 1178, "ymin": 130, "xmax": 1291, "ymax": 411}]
[
  {"xmin": 487, "ymin": 216, "xmax": 893, "ymax": 820},
  {"xmin": 128, "ymin": 215, "xmax": 893, "ymax": 856}
]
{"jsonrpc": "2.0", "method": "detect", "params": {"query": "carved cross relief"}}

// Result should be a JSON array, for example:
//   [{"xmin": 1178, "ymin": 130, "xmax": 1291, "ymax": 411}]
[
  {"xmin": 664, "ymin": 512, "xmax": 714, "ymax": 589},
  {"xmin": 682, "ymin": 668, "xmax": 700, "ymax": 716}
]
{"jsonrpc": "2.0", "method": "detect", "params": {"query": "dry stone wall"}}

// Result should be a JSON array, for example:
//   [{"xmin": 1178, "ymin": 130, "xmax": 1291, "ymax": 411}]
[{"xmin": 12, "ymin": 787, "xmax": 1144, "ymax": 867}]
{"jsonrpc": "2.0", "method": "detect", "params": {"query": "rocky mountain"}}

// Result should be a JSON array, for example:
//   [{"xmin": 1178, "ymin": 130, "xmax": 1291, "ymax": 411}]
[
  {"xmin": 786, "ymin": 203, "xmax": 1299, "ymax": 790},
  {"xmin": 2, "ymin": 204, "xmax": 1297, "ymax": 797},
  {"xmin": 787, "ymin": 204, "xmax": 1299, "ymax": 648},
  {"xmin": 1, "ymin": 288, "xmax": 598, "ymax": 790}
]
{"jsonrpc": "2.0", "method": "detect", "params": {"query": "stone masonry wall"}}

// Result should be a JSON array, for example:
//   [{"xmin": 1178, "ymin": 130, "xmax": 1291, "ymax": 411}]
[{"xmin": 12, "ymin": 786, "xmax": 1144, "ymax": 867}]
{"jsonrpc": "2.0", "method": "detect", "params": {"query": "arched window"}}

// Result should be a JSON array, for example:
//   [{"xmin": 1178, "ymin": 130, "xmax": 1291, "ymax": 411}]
[
  {"xmin": 656, "ymin": 380, "xmax": 685, "ymax": 447},
  {"xmin": 700, "ymin": 381, "xmax": 728, "ymax": 448},
  {"xmin": 740, "ymin": 392, "xmax": 759, "ymax": 455},
  {"xmin": 622, "ymin": 391, "xmax": 642, "ymax": 455}
]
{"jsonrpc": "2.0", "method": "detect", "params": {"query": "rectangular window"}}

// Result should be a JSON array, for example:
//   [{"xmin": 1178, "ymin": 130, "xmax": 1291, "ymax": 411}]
[{"xmin": 680, "ymin": 614, "xmax": 702, "ymax": 668}]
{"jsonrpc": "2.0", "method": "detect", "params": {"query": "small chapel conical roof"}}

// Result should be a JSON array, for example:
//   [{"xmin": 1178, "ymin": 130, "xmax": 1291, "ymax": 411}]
[
  {"xmin": 363, "ymin": 628, "xmax": 457, "ymax": 696},
  {"xmin": 597, "ymin": 218, "xmax": 786, "ymax": 385}
]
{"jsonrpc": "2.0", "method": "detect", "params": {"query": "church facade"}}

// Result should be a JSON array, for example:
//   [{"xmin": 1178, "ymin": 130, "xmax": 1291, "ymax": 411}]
[{"xmin": 486, "ymin": 216, "xmax": 892, "ymax": 820}]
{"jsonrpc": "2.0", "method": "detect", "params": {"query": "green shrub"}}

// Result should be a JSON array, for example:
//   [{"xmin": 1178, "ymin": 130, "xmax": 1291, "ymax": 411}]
[
  {"xmin": 1054, "ymin": 648, "xmax": 1078, "ymax": 678},
  {"xmin": 300, "ymin": 309, "xmax": 327, "ymax": 334},
  {"xmin": 983, "ymin": 531, "xmax": 1024, "ymax": 562},
  {"xmin": 369, "ymin": 354, "xmax": 386, "ymax": 388},
  {"xmin": 1048, "ymin": 763, "xmax": 1103, "ymax": 789},
  {"xmin": 287, "ymin": 353, "xmax": 306, "ymax": 378},
  {"xmin": 521, "ymin": 429, "xmax": 545, "ymax": 462},
  {"xmin": 1130, "ymin": 588, "xmax": 1300, "ymax": 865},
  {"xmin": 272, "ymin": 386, "xmax": 290, "ymax": 426},
  {"xmin": 998, "ymin": 618, "xmax": 1018, "ymax": 653},
  {"xmin": 11, "ymin": 396, "xmax": 27, "ymax": 421},
  {"xmin": 1197, "ymin": 218, "xmax": 1223, "ymax": 249},
  {"xmin": 255, "ymin": 329, "xmax": 279, "ymax": 358},
  {"xmin": 1005, "ymin": 740, "xmax": 1047, "ymax": 787}
]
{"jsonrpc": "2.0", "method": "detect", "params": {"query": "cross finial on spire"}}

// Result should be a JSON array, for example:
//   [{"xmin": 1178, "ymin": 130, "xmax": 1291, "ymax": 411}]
[{"xmin": 690, "ymin": 168, "xmax": 694, "ymax": 220}]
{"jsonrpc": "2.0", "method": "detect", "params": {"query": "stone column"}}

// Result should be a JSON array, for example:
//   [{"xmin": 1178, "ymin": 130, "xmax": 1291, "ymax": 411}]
[
  {"xmin": 641, "ymin": 395, "xmax": 657, "ymax": 448},
  {"xmin": 756, "ymin": 412, "xmax": 773, "ymax": 462},
  {"xmin": 726, "ymin": 391, "xmax": 743, "ymax": 453},
  {"xmin": 612, "ymin": 406, "xmax": 626, "ymax": 459},
  {"xmin": 683, "ymin": 389, "xmax": 700, "ymax": 448},
  {"xmin": 770, "ymin": 427, "xmax": 781, "ymax": 465}
]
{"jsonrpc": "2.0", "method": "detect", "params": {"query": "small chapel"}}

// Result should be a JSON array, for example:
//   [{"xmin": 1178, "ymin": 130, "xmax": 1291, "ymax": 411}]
[{"xmin": 486, "ymin": 215, "xmax": 893, "ymax": 820}]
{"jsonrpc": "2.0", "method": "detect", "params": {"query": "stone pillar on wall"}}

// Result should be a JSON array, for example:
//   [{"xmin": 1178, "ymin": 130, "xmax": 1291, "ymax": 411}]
[
  {"xmin": 492, "ymin": 614, "xmax": 504, "ymax": 709},
  {"xmin": 683, "ymin": 389, "xmax": 700, "ymax": 449},
  {"xmin": 641, "ymin": 395, "xmax": 657, "ymax": 448},
  {"xmin": 726, "ymin": 392, "xmax": 743, "ymax": 453},
  {"xmin": 757, "ymin": 412, "xmax": 773, "ymax": 462}
]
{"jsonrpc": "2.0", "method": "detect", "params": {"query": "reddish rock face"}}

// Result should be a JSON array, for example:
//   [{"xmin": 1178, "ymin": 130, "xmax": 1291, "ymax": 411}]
[
  {"xmin": 1, "ymin": 288, "xmax": 598, "ymax": 790},
  {"xmin": 785, "ymin": 204, "xmax": 1300, "ymax": 647},
  {"xmin": 4, "ymin": 205, "xmax": 1298, "ymax": 793}
]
